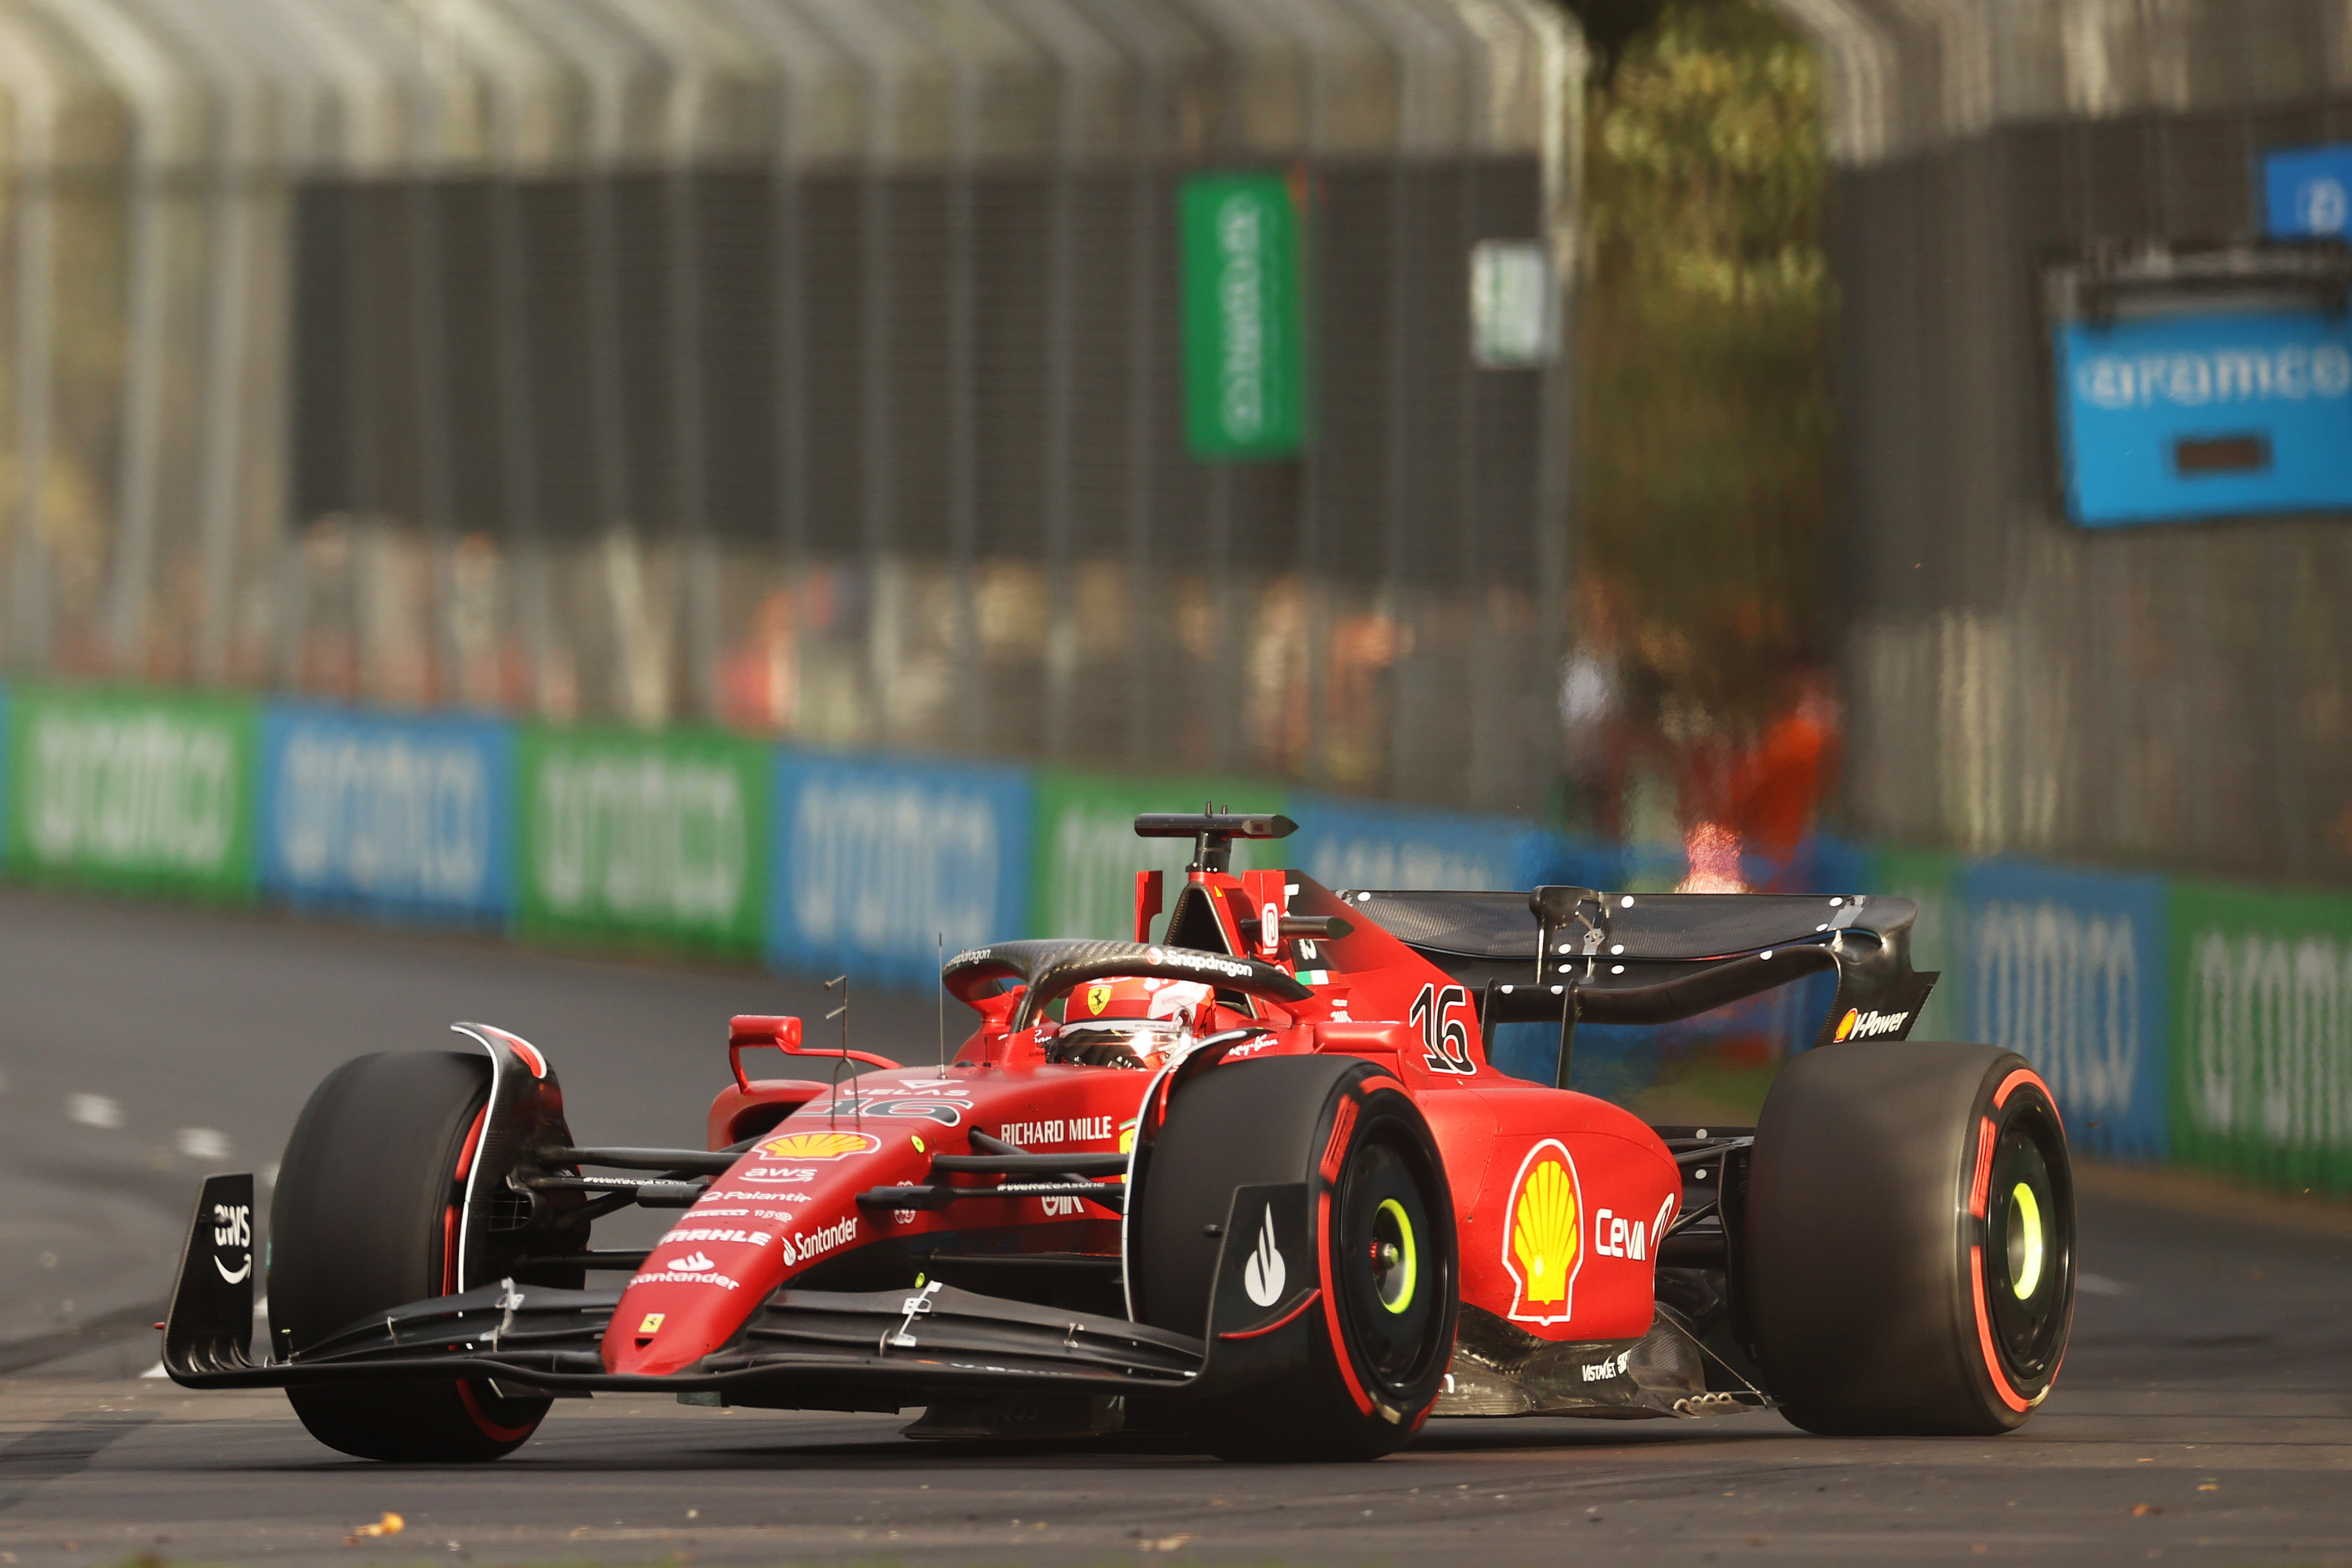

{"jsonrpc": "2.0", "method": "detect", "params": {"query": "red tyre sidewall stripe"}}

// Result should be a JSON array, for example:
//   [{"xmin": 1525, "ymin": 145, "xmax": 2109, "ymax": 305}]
[
  {"xmin": 456, "ymin": 1378, "xmax": 539, "ymax": 1442},
  {"xmin": 1317, "ymin": 1188, "xmax": 1376, "ymax": 1416},
  {"xmin": 1969, "ymin": 1115, "xmax": 1997, "ymax": 1219},
  {"xmin": 1218, "ymin": 1289, "xmax": 1322, "ymax": 1341},
  {"xmin": 1994, "ymin": 1068, "xmax": 2061, "ymax": 1130},
  {"xmin": 1969, "ymin": 1065, "xmax": 2062, "ymax": 1415},
  {"xmin": 1969, "ymin": 1244, "xmax": 2032, "ymax": 1413}
]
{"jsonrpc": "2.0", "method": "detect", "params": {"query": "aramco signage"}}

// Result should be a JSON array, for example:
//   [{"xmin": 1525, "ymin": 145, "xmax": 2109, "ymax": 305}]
[
  {"xmin": 1178, "ymin": 172, "xmax": 1307, "ymax": 461},
  {"xmin": 2056, "ymin": 310, "xmax": 2352, "ymax": 526}
]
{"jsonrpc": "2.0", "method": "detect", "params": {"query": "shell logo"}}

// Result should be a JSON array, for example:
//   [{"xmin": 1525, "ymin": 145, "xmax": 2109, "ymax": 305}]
[
  {"xmin": 1502, "ymin": 1139, "xmax": 1584, "ymax": 1325},
  {"xmin": 759, "ymin": 1130, "xmax": 881, "ymax": 1161},
  {"xmin": 1834, "ymin": 1008, "xmax": 1860, "ymax": 1042}
]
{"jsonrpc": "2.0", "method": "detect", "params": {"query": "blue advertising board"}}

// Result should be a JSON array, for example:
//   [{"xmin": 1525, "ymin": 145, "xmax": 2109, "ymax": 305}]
[
  {"xmin": 767, "ymin": 751, "xmax": 1033, "ymax": 988},
  {"xmin": 2057, "ymin": 310, "xmax": 2352, "ymax": 526},
  {"xmin": 2262, "ymin": 142, "xmax": 2352, "ymax": 238},
  {"xmin": 1960, "ymin": 858, "xmax": 2170, "ymax": 1159},
  {"xmin": 259, "ymin": 703, "xmax": 514, "ymax": 921}
]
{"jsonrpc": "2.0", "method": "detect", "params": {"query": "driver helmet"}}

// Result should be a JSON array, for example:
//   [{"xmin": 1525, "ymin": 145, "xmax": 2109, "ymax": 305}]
[{"xmin": 1048, "ymin": 976, "xmax": 1214, "ymax": 1069}]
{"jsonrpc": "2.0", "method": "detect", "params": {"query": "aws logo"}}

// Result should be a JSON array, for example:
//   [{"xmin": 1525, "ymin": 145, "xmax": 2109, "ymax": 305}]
[
  {"xmin": 1502, "ymin": 1139, "xmax": 1583, "ymax": 1326},
  {"xmin": 1834, "ymin": 1007, "xmax": 1910, "ymax": 1042}
]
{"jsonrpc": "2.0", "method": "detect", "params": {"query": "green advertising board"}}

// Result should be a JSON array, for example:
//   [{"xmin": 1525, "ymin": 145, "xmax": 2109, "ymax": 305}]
[
  {"xmin": 2169, "ymin": 878, "xmax": 2352, "ymax": 1193},
  {"xmin": 1031, "ymin": 770, "xmax": 1289, "ymax": 940},
  {"xmin": 1179, "ymin": 172, "xmax": 1307, "ymax": 461},
  {"xmin": 517, "ymin": 725, "xmax": 769, "ymax": 953},
  {"xmin": 5, "ymin": 684, "xmax": 259, "ymax": 897}
]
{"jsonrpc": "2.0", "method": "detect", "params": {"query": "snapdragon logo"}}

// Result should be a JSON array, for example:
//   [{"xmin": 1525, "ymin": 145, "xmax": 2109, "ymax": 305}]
[
  {"xmin": 2075, "ymin": 343, "xmax": 2352, "ymax": 411},
  {"xmin": 788, "ymin": 777, "xmax": 1000, "ymax": 957},
  {"xmin": 27, "ymin": 708, "xmax": 238, "ymax": 872},
  {"xmin": 276, "ymin": 729, "xmax": 489, "ymax": 902},
  {"xmin": 535, "ymin": 752, "xmax": 745, "ymax": 925}
]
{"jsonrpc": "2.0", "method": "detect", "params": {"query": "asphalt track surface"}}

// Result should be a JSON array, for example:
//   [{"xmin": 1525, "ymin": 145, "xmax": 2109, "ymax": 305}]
[{"xmin": 0, "ymin": 887, "xmax": 2346, "ymax": 1566}]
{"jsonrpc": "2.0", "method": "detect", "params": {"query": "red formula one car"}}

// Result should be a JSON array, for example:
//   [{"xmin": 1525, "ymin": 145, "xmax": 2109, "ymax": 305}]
[{"xmin": 164, "ymin": 813, "xmax": 2075, "ymax": 1462}]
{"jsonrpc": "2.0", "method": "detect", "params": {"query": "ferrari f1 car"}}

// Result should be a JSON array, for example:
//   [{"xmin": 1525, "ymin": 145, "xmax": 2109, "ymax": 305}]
[{"xmin": 163, "ymin": 812, "xmax": 2073, "ymax": 1462}]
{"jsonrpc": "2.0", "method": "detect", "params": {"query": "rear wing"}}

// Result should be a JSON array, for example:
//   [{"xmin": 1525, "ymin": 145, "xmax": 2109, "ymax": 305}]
[{"xmin": 1318, "ymin": 885, "xmax": 1937, "ymax": 1058}]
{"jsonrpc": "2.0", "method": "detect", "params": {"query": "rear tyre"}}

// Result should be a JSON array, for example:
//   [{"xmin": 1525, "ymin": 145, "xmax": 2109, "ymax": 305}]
[
  {"xmin": 1135, "ymin": 1057, "xmax": 1457, "ymax": 1462},
  {"xmin": 1743, "ymin": 1040, "xmax": 2075, "ymax": 1435},
  {"xmin": 269, "ymin": 1051, "xmax": 551, "ymax": 1462}
]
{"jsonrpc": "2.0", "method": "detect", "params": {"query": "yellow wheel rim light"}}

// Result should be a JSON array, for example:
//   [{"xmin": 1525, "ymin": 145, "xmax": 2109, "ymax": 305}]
[
  {"xmin": 1377, "ymin": 1198, "xmax": 1418, "ymax": 1314},
  {"xmin": 2010, "ymin": 1181, "xmax": 2044, "ymax": 1300}
]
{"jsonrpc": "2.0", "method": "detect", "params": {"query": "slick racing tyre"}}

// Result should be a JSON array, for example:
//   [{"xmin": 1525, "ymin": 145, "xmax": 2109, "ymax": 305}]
[
  {"xmin": 1743, "ymin": 1040, "xmax": 2075, "ymax": 1435},
  {"xmin": 270, "ymin": 1051, "xmax": 551, "ymax": 1462},
  {"xmin": 1135, "ymin": 1056, "xmax": 1457, "ymax": 1462}
]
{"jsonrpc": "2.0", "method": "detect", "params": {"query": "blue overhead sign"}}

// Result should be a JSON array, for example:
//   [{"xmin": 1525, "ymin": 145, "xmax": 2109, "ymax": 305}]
[
  {"xmin": 2262, "ymin": 142, "xmax": 2352, "ymax": 237},
  {"xmin": 2056, "ymin": 310, "xmax": 2352, "ymax": 527}
]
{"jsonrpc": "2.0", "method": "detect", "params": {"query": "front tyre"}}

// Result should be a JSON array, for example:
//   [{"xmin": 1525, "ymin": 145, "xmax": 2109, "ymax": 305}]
[
  {"xmin": 1135, "ymin": 1056, "xmax": 1457, "ymax": 1462},
  {"xmin": 270, "ymin": 1051, "xmax": 551, "ymax": 1462},
  {"xmin": 1743, "ymin": 1040, "xmax": 2075, "ymax": 1435}
]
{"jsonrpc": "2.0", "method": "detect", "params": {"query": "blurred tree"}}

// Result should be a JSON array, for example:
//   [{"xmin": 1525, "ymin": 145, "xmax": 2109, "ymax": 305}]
[{"xmin": 1563, "ymin": 0, "xmax": 1832, "ymax": 843}]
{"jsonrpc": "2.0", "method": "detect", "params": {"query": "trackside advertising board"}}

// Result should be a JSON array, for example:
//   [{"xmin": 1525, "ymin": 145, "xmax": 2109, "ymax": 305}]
[
  {"xmin": 259, "ymin": 703, "xmax": 514, "ymax": 921},
  {"xmin": 1030, "ymin": 770, "xmax": 1287, "ymax": 940},
  {"xmin": 768, "ymin": 752, "xmax": 1032, "ymax": 988},
  {"xmin": 517, "ymin": 725, "xmax": 769, "ymax": 954},
  {"xmin": 1286, "ymin": 794, "xmax": 1566, "ymax": 892},
  {"xmin": 1961, "ymin": 859, "xmax": 2170, "ymax": 1160},
  {"xmin": 1178, "ymin": 172, "xmax": 1307, "ymax": 461},
  {"xmin": 5, "ymin": 685, "xmax": 258, "ymax": 897},
  {"xmin": 2056, "ymin": 309, "xmax": 2352, "ymax": 526},
  {"xmin": 2169, "ymin": 880, "xmax": 2352, "ymax": 1193}
]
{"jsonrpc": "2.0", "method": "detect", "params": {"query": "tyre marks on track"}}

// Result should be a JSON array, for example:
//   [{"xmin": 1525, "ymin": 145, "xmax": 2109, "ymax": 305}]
[{"xmin": 0, "ymin": 1416, "xmax": 150, "ymax": 1511}]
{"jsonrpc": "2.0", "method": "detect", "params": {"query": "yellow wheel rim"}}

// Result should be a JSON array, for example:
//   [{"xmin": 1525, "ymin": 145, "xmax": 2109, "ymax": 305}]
[
  {"xmin": 2010, "ymin": 1181, "xmax": 2045, "ymax": 1300},
  {"xmin": 1375, "ymin": 1198, "xmax": 1418, "ymax": 1313}
]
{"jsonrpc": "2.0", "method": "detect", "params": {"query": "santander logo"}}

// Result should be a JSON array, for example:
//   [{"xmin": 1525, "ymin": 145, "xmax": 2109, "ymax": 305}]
[{"xmin": 668, "ymin": 1251, "xmax": 717, "ymax": 1274}]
